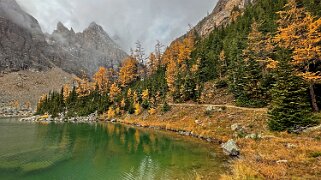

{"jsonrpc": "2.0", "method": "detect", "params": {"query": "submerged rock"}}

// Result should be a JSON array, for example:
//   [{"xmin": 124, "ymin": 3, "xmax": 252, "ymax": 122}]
[{"xmin": 221, "ymin": 139, "xmax": 240, "ymax": 156}]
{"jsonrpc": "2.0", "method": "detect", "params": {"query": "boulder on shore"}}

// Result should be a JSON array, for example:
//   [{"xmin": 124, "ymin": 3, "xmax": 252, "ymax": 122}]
[{"xmin": 221, "ymin": 139, "xmax": 240, "ymax": 156}]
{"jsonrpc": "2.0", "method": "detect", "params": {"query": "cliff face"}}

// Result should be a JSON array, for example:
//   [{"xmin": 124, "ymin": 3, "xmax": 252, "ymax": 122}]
[
  {"xmin": 0, "ymin": 0, "xmax": 53, "ymax": 72},
  {"xmin": 0, "ymin": 0, "xmax": 127, "ymax": 76},
  {"xmin": 47, "ymin": 22, "xmax": 128, "ymax": 76},
  {"xmin": 194, "ymin": 0, "xmax": 254, "ymax": 37}
]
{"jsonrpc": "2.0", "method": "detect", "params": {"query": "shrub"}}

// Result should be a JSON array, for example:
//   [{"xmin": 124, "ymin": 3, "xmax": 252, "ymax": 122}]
[{"xmin": 161, "ymin": 102, "xmax": 171, "ymax": 112}]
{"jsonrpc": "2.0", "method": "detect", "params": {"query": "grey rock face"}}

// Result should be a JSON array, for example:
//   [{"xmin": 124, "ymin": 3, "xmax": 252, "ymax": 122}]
[
  {"xmin": 194, "ymin": 0, "xmax": 255, "ymax": 37},
  {"xmin": 0, "ymin": 0, "xmax": 127, "ymax": 76},
  {"xmin": 0, "ymin": 0, "xmax": 53, "ymax": 72},
  {"xmin": 47, "ymin": 21, "xmax": 128, "ymax": 76}
]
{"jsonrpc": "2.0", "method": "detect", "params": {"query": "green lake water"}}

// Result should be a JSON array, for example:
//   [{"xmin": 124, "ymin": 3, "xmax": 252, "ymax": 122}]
[{"xmin": 0, "ymin": 118, "xmax": 227, "ymax": 180}]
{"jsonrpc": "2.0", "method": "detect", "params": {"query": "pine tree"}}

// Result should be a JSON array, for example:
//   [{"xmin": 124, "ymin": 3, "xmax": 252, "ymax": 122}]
[
  {"xmin": 268, "ymin": 53, "xmax": 317, "ymax": 131},
  {"xmin": 234, "ymin": 21, "xmax": 271, "ymax": 107}
]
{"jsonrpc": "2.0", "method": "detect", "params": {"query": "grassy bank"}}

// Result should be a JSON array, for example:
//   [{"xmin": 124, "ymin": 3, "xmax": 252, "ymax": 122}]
[{"xmin": 109, "ymin": 105, "xmax": 321, "ymax": 179}]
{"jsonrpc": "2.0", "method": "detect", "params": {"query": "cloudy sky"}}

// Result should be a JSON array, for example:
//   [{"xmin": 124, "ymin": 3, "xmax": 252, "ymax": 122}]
[{"xmin": 16, "ymin": 0, "xmax": 218, "ymax": 53}]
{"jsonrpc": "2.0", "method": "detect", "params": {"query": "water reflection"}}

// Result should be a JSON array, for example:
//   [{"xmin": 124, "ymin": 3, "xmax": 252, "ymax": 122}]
[{"xmin": 0, "ymin": 119, "xmax": 227, "ymax": 180}]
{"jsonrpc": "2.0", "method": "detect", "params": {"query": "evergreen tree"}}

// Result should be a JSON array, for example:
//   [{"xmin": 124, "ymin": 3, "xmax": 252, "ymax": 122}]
[{"xmin": 268, "ymin": 50, "xmax": 318, "ymax": 131}]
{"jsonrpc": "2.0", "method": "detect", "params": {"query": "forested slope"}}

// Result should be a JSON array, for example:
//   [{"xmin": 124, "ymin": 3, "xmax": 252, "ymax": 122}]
[{"xmin": 37, "ymin": 0, "xmax": 321, "ymax": 132}]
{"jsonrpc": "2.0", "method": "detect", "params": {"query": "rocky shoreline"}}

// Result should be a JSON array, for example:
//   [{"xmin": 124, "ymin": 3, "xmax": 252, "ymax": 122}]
[
  {"xmin": 0, "ymin": 106, "xmax": 33, "ymax": 118},
  {"xmin": 20, "ymin": 112, "xmax": 99, "ymax": 123}
]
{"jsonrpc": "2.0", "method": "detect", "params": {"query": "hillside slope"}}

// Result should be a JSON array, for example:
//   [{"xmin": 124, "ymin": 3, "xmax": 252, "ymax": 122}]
[{"xmin": 0, "ymin": 68, "xmax": 75, "ymax": 107}]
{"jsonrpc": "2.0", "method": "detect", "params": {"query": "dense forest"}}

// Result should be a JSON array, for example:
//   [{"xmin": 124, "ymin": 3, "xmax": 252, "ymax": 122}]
[{"xmin": 37, "ymin": 0, "xmax": 321, "ymax": 132}]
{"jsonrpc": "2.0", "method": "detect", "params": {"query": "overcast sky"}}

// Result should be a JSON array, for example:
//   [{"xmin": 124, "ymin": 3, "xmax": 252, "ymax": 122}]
[{"xmin": 16, "ymin": 0, "xmax": 217, "ymax": 53}]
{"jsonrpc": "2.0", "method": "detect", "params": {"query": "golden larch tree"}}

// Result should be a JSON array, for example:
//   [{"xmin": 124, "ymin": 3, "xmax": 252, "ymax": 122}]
[
  {"xmin": 74, "ymin": 76, "xmax": 92, "ymax": 97},
  {"xmin": 93, "ymin": 67, "xmax": 111, "ymax": 94},
  {"xmin": 107, "ymin": 107, "xmax": 116, "ymax": 119},
  {"xmin": 165, "ymin": 33, "xmax": 195, "ymax": 98},
  {"xmin": 244, "ymin": 21, "xmax": 275, "ymax": 73},
  {"xmin": 63, "ymin": 84, "xmax": 71, "ymax": 101},
  {"xmin": 109, "ymin": 83, "xmax": 121, "ymax": 102},
  {"xmin": 275, "ymin": 0, "xmax": 321, "ymax": 111},
  {"xmin": 119, "ymin": 56, "xmax": 138, "ymax": 87},
  {"xmin": 142, "ymin": 89, "xmax": 149, "ymax": 101},
  {"xmin": 134, "ymin": 102, "xmax": 142, "ymax": 115},
  {"xmin": 148, "ymin": 53, "xmax": 158, "ymax": 75}
]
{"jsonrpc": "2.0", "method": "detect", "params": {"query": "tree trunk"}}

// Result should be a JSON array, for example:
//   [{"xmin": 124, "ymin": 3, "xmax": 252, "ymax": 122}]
[{"xmin": 309, "ymin": 84, "xmax": 319, "ymax": 112}]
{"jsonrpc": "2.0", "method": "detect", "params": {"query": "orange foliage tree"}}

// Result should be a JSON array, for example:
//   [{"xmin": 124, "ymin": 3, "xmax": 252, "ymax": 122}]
[
  {"xmin": 119, "ymin": 56, "xmax": 139, "ymax": 87},
  {"xmin": 63, "ymin": 84, "xmax": 71, "ymax": 101},
  {"xmin": 148, "ymin": 53, "xmax": 158, "ymax": 75},
  {"xmin": 109, "ymin": 83, "xmax": 121, "ymax": 103},
  {"xmin": 164, "ymin": 33, "xmax": 197, "ymax": 101},
  {"xmin": 74, "ymin": 73, "xmax": 93, "ymax": 97},
  {"xmin": 93, "ymin": 67, "xmax": 113, "ymax": 94},
  {"xmin": 274, "ymin": 0, "xmax": 321, "ymax": 111},
  {"xmin": 243, "ymin": 21, "xmax": 275, "ymax": 73}
]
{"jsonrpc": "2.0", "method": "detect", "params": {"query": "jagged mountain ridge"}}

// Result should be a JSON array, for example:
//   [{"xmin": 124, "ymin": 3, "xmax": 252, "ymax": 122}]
[
  {"xmin": 0, "ymin": 0, "xmax": 127, "ymax": 76},
  {"xmin": 47, "ymin": 22, "xmax": 127, "ymax": 76}
]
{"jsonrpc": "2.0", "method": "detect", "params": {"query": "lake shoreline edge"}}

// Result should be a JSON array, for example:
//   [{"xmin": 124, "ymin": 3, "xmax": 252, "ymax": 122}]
[{"xmin": 16, "ymin": 104, "xmax": 321, "ymax": 179}]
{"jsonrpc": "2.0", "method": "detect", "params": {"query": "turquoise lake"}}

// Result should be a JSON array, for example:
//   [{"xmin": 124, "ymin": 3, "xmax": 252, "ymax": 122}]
[{"xmin": 0, "ymin": 118, "xmax": 227, "ymax": 180}]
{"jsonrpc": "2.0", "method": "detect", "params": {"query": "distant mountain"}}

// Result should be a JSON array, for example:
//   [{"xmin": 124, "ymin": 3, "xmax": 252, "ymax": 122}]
[
  {"xmin": 47, "ymin": 22, "xmax": 128, "ymax": 76},
  {"xmin": 0, "ymin": 0, "xmax": 127, "ymax": 76}
]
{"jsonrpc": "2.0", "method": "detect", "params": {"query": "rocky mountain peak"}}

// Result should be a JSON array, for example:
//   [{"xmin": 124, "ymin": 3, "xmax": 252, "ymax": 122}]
[
  {"xmin": 56, "ymin": 21, "xmax": 69, "ymax": 33},
  {"xmin": 85, "ymin": 22, "xmax": 106, "ymax": 35},
  {"xmin": 70, "ymin": 27, "xmax": 75, "ymax": 34},
  {"xmin": 88, "ymin": 21, "xmax": 100, "ymax": 29}
]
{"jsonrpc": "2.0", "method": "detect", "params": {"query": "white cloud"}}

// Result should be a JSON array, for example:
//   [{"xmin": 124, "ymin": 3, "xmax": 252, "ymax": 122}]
[{"xmin": 16, "ymin": 0, "xmax": 217, "ymax": 53}]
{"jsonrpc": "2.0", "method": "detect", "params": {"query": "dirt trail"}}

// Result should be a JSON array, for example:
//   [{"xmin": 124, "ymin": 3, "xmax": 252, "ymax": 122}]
[{"xmin": 168, "ymin": 103, "xmax": 268, "ymax": 112}]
